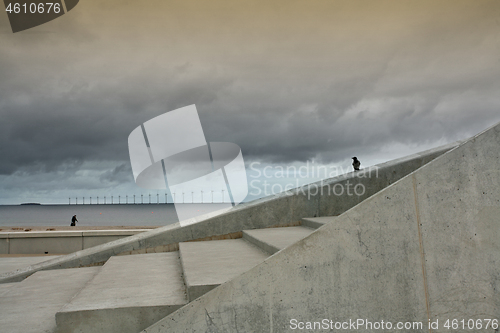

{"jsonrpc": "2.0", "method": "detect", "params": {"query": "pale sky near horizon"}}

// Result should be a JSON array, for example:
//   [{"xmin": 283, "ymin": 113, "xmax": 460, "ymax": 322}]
[{"xmin": 0, "ymin": 0, "xmax": 499, "ymax": 204}]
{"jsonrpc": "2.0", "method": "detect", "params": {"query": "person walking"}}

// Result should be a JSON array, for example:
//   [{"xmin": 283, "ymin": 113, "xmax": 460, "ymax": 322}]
[{"xmin": 70, "ymin": 215, "xmax": 78, "ymax": 226}]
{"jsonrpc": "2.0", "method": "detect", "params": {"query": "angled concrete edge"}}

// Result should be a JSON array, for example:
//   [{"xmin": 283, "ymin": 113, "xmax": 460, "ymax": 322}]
[
  {"xmin": 242, "ymin": 230, "xmax": 280, "ymax": 255},
  {"xmin": 0, "ymin": 141, "xmax": 459, "ymax": 283},
  {"xmin": 301, "ymin": 217, "xmax": 332, "ymax": 229},
  {"xmin": 142, "ymin": 121, "xmax": 500, "ymax": 332}
]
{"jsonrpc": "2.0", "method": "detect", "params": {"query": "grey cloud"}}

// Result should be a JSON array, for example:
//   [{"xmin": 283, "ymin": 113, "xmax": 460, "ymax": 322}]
[
  {"xmin": 99, "ymin": 163, "xmax": 133, "ymax": 184},
  {"xmin": 0, "ymin": 62, "xmax": 235, "ymax": 175}
]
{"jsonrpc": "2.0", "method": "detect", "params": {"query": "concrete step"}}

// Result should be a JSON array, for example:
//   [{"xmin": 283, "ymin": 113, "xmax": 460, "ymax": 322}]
[
  {"xmin": 179, "ymin": 239, "xmax": 269, "ymax": 302},
  {"xmin": 56, "ymin": 252, "xmax": 187, "ymax": 333},
  {"xmin": 243, "ymin": 226, "xmax": 315, "ymax": 254},
  {"xmin": 301, "ymin": 216, "xmax": 335, "ymax": 229},
  {"xmin": 0, "ymin": 267, "xmax": 100, "ymax": 333}
]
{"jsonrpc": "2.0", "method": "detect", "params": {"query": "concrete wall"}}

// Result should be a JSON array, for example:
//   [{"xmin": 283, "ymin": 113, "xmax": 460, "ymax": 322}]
[
  {"xmin": 0, "ymin": 230, "xmax": 151, "ymax": 255},
  {"xmin": 0, "ymin": 142, "xmax": 458, "ymax": 283},
  {"xmin": 143, "ymin": 123, "xmax": 500, "ymax": 332}
]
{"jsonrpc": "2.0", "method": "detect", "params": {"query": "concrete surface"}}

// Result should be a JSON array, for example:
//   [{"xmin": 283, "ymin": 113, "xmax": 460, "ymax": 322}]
[
  {"xmin": 142, "ymin": 122, "xmax": 500, "ymax": 332},
  {"xmin": 56, "ymin": 252, "xmax": 187, "ymax": 333},
  {"xmin": 0, "ymin": 142, "xmax": 457, "ymax": 284},
  {"xmin": 179, "ymin": 239, "xmax": 269, "ymax": 301},
  {"xmin": 82, "ymin": 235, "xmax": 139, "ymax": 249},
  {"xmin": 0, "ymin": 267, "xmax": 99, "ymax": 333},
  {"xmin": 0, "ymin": 255, "xmax": 59, "ymax": 274},
  {"xmin": 243, "ymin": 226, "xmax": 315, "ymax": 254},
  {"xmin": 0, "ymin": 229, "xmax": 151, "ymax": 255},
  {"xmin": 9, "ymin": 236, "xmax": 83, "ymax": 255},
  {"xmin": 0, "ymin": 282, "xmax": 17, "ymax": 297},
  {"xmin": 0, "ymin": 238, "xmax": 8, "ymax": 254}
]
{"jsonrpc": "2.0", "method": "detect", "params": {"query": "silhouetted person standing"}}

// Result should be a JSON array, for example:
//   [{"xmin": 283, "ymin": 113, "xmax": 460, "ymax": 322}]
[
  {"xmin": 352, "ymin": 157, "xmax": 361, "ymax": 171},
  {"xmin": 70, "ymin": 215, "xmax": 78, "ymax": 226}
]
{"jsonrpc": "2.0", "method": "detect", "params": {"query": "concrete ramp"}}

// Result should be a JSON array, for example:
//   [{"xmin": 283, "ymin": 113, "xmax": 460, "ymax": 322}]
[{"xmin": 143, "ymin": 123, "xmax": 500, "ymax": 332}]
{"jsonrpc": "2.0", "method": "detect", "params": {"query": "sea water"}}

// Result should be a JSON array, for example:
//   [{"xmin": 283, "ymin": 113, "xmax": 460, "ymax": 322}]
[{"xmin": 0, "ymin": 203, "xmax": 230, "ymax": 227}]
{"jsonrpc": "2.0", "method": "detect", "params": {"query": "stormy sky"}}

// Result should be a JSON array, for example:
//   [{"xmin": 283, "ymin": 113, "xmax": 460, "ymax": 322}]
[{"xmin": 0, "ymin": 0, "xmax": 499, "ymax": 204}]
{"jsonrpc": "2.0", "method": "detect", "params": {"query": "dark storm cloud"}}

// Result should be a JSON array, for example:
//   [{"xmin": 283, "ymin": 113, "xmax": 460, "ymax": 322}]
[{"xmin": 0, "ymin": 59, "xmax": 235, "ymax": 175}]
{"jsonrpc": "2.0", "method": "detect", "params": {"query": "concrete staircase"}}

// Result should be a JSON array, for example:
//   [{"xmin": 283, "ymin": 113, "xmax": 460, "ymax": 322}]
[
  {"xmin": 0, "ymin": 218, "xmax": 328, "ymax": 333},
  {"xmin": 55, "ymin": 252, "xmax": 187, "ymax": 333},
  {"xmin": 3, "ymin": 125, "xmax": 497, "ymax": 333},
  {"xmin": 140, "ymin": 121, "xmax": 500, "ymax": 333}
]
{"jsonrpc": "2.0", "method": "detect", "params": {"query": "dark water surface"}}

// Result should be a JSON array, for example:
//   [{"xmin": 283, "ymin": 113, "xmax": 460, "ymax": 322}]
[{"xmin": 0, "ymin": 204, "xmax": 230, "ymax": 227}]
